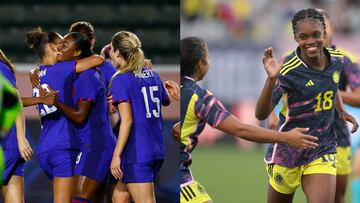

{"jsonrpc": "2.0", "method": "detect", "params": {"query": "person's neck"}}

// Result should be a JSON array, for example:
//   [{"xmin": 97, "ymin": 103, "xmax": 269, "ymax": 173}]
[
  {"xmin": 42, "ymin": 56, "xmax": 57, "ymax": 65},
  {"xmin": 301, "ymin": 51, "xmax": 328, "ymax": 71}
]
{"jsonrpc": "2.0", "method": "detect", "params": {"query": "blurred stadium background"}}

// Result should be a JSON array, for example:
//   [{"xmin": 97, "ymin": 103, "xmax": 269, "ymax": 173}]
[
  {"xmin": 0, "ymin": 0, "xmax": 179, "ymax": 202},
  {"xmin": 181, "ymin": 0, "xmax": 360, "ymax": 202}
]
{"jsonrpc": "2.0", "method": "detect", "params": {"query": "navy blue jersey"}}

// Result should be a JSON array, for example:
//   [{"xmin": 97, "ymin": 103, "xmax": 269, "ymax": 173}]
[
  {"xmin": 266, "ymin": 47, "xmax": 343, "ymax": 167},
  {"xmin": 110, "ymin": 68, "xmax": 168, "ymax": 165},
  {"xmin": 180, "ymin": 76, "xmax": 231, "ymax": 184},
  {"xmin": 97, "ymin": 60, "xmax": 117, "ymax": 95},
  {"xmin": 73, "ymin": 69, "xmax": 117, "ymax": 152},
  {"xmin": 33, "ymin": 61, "xmax": 80, "ymax": 154}
]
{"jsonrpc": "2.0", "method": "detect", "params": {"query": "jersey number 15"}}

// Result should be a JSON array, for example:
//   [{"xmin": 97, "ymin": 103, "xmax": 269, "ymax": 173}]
[{"xmin": 141, "ymin": 86, "xmax": 160, "ymax": 118}]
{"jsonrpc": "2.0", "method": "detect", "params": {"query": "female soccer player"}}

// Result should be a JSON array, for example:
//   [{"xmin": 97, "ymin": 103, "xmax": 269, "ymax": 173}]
[
  {"xmin": 0, "ymin": 49, "xmax": 32, "ymax": 203},
  {"xmin": 26, "ymin": 27, "xmax": 104, "ymax": 203},
  {"xmin": 255, "ymin": 8, "xmax": 358, "ymax": 203},
  {"xmin": 48, "ymin": 32, "xmax": 117, "ymax": 203},
  {"xmin": 109, "ymin": 31, "xmax": 170, "ymax": 203},
  {"xmin": 180, "ymin": 36, "xmax": 320, "ymax": 203},
  {"xmin": 268, "ymin": 9, "xmax": 360, "ymax": 203}
]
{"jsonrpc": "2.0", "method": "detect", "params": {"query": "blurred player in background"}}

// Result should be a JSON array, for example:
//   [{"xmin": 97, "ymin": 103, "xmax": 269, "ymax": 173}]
[
  {"xmin": 109, "ymin": 31, "xmax": 171, "ymax": 203},
  {"xmin": 0, "ymin": 49, "xmax": 26, "ymax": 203},
  {"xmin": 180, "ymin": 36, "xmax": 319, "ymax": 203},
  {"xmin": 256, "ymin": 8, "xmax": 358, "ymax": 203},
  {"xmin": 26, "ymin": 27, "xmax": 104, "ymax": 203}
]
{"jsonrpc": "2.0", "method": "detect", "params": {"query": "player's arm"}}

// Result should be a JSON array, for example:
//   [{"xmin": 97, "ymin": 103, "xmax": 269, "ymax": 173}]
[
  {"xmin": 268, "ymin": 110, "xmax": 279, "ymax": 130},
  {"xmin": 172, "ymin": 122, "xmax": 180, "ymax": 141},
  {"xmin": 75, "ymin": 54, "xmax": 105, "ymax": 73},
  {"xmin": 57, "ymin": 101, "xmax": 92, "ymax": 124},
  {"xmin": 111, "ymin": 102, "xmax": 133, "ymax": 180},
  {"xmin": 21, "ymin": 86, "xmax": 57, "ymax": 107},
  {"xmin": 335, "ymin": 91, "xmax": 359, "ymax": 133},
  {"xmin": 216, "ymin": 115, "xmax": 318, "ymax": 149},
  {"xmin": 340, "ymin": 88, "xmax": 360, "ymax": 107},
  {"xmin": 255, "ymin": 47, "xmax": 284, "ymax": 120}
]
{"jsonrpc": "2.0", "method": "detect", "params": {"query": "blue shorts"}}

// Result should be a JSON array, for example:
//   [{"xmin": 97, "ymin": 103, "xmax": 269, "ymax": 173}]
[
  {"xmin": 122, "ymin": 159, "xmax": 164, "ymax": 183},
  {"xmin": 37, "ymin": 149, "xmax": 79, "ymax": 180},
  {"xmin": 3, "ymin": 149, "xmax": 24, "ymax": 185},
  {"xmin": 75, "ymin": 149, "xmax": 114, "ymax": 183}
]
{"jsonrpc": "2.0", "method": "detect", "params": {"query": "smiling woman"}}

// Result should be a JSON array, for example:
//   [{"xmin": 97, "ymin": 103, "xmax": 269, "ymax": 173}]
[{"xmin": 255, "ymin": 8, "xmax": 359, "ymax": 203}]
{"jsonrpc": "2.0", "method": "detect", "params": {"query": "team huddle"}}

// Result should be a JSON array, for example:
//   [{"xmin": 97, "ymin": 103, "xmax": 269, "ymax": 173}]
[{"xmin": 0, "ymin": 21, "xmax": 179, "ymax": 203}]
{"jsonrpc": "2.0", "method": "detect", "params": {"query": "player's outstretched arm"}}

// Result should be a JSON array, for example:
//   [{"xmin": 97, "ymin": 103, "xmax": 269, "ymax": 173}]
[
  {"xmin": 255, "ymin": 47, "xmax": 284, "ymax": 120},
  {"xmin": 75, "ymin": 54, "xmax": 105, "ymax": 73},
  {"xmin": 216, "ymin": 115, "xmax": 318, "ymax": 149},
  {"xmin": 340, "ymin": 87, "xmax": 360, "ymax": 107}
]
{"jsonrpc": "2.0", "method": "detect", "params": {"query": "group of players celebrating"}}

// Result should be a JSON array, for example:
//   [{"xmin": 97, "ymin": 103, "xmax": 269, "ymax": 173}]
[
  {"xmin": 0, "ymin": 21, "xmax": 179, "ymax": 203},
  {"xmin": 180, "ymin": 8, "xmax": 360, "ymax": 203}
]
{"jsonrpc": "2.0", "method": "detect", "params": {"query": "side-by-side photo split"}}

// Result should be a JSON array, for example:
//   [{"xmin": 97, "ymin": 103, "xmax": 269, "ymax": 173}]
[{"xmin": 2, "ymin": 0, "xmax": 360, "ymax": 203}]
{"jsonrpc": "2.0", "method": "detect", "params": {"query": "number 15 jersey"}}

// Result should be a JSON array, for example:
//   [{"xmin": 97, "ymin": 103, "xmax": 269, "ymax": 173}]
[
  {"xmin": 110, "ymin": 68, "xmax": 169, "ymax": 165},
  {"xmin": 266, "ymin": 47, "xmax": 344, "ymax": 168}
]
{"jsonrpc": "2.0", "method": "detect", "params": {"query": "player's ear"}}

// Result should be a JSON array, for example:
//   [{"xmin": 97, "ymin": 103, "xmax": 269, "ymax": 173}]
[{"xmin": 74, "ymin": 50, "xmax": 81, "ymax": 57}]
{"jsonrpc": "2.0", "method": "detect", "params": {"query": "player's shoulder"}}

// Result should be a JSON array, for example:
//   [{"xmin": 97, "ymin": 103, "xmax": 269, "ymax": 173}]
[
  {"xmin": 336, "ymin": 47, "xmax": 357, "ymax": 64},
  {"xmin": 325, "ymin": 47, "xmax": 344, "ymax": 59},
  {"xmin": 279, "ymin": 49, "xmax": 302, "ymax": 76}
]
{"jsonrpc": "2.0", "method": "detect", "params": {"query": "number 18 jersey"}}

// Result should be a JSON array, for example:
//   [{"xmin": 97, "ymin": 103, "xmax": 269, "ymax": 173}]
[
  {"xmin": 266, "ymin": 47, "xmax": 344, "ymax": 168},
  {"xmin": 110, "ymin": 68, "xmax": 169, "ymax": 165}
]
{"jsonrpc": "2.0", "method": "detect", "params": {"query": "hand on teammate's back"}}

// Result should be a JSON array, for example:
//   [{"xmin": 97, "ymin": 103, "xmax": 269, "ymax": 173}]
[
  {"xmin": 262, "ymin": 47, "xmax": 285, "ymax": 79},
  {"xmin": 39, "ymin": 85, "xmax": 58, "ymax": 106},
  {"xmin": 29, "ymin": 68, "xmax": 40, "ymax": 87},
  {"xmin": 284, "ymin": 128, "xmax": 318, "ymax": 149}
]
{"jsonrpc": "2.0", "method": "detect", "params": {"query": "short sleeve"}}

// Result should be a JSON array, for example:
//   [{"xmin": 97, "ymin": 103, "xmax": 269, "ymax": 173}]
[
  {"xmin": 56, "ymin": 61, "xmax": 77, "ymax": 81},
  {"xmin": 0, "ymin": 63, "xmax": 16, "ymax": 87},
  {"xmin": 272, "ymin": 76, "xmax": 291, "ymax": 105},
  {"xmin": 343, "ymin": 56, "xmax": 360, "ymax": 90},
  {"xmin": 111, "ymin": 75, "xmax": 131, "ymax": 105},
  {"xmin": 73, "ymin": 70, "xmax": 98, "ymax": 102},
  {"xmin": 194, "ymin": 90, "xmax": 231, "ymax": 128}
]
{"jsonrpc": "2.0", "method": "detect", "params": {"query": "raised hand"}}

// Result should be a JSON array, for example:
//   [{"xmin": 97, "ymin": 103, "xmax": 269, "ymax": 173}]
[
  {"xmin": 164, "ymin": 80, "xmax": 180, "ymax": 101},
  {"xmin": 284, "ymin": 127, "xmax": 318, "ymax": 149},
  {"xmin": 29, "ymin": 68, "xmax": 40, "ymax": 87},
  {"xmin": 263, "ymin": 47, "xmax": 284, "ymax": 79}
]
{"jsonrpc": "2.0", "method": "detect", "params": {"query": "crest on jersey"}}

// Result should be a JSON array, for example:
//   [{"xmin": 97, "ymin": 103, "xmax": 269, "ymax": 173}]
[
  {"xmin": 333, "ymin": 71, "xmax": 340, "ymax": 83},
  {"xmin": 274, "ymin": 173, "xmax": 284, "ymax": 185},
  {"xmin": 197, "ymin": 185, "xmax": 205, "ymax": 194}
]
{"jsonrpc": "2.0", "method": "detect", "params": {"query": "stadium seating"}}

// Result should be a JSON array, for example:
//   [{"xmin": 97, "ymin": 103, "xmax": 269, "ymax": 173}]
[{"xmin": 0, "ymin": 1, "xmax": 179, "ymax": 64}]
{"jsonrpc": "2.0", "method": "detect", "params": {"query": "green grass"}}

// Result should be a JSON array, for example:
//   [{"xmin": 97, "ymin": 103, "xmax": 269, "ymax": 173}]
[{"xmin": 190, "ymin": 144, "xmax": 351, "ymax": 202}]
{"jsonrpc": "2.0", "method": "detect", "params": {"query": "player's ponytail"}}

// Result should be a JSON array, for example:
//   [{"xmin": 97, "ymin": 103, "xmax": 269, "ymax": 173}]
[
  {"xmin": 111, "ymin": 31, "xmax": 145, "ymax": 75},
  {"xmin": 26, "ymin": 27, "xmax": 61, "ymax": 60},
  {"xmin": 0, "ymin": 49, "xmax": 15, "ymax": 73},
  {"xmin": 181, "ymin": 36, "xmax": 207, "ymax": 77}
]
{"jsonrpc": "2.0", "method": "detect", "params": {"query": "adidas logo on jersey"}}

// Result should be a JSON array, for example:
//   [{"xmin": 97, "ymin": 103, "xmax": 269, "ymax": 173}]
[{"xmin": 305, "ymin": 80, "xmax": 315, "ymax": 86}]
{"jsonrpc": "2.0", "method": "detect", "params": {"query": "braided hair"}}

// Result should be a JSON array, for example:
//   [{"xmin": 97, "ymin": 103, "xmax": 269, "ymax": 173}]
[{"xmin": 291, "ymin": 8, "xmax": 326, "ymax": 36}]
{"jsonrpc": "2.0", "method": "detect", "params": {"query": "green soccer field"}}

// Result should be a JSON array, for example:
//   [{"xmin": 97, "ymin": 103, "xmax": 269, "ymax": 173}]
[{"xmin": 190, "ymin": 144, "xmax": 351, "ymax": 203}]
